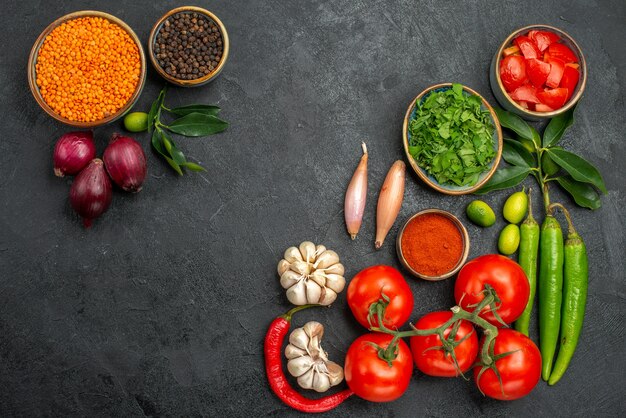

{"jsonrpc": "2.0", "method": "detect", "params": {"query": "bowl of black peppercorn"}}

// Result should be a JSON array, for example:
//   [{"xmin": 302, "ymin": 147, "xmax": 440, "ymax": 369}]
[{"xmin": 149, "ymin": 6, "xmax": 229, "ymax": 87}]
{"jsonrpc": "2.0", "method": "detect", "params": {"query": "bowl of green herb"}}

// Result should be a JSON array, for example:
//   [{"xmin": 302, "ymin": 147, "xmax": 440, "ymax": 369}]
[{"xmin": 402, "ymin": 83, "xmax": 503, "ymax": 195}]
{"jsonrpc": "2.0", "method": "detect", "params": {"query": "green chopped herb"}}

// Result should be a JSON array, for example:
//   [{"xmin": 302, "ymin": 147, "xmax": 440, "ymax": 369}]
[{"xmin": 408, "ymin": 84, "xmax": 496, "ymax": 186}]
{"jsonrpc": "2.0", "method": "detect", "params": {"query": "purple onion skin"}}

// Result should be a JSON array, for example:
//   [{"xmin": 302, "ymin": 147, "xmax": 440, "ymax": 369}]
[
  {"xmin": 69, "ymin": 159, "xmax": 112, "ymax": 228},
  {"xmin": 103, "ymin": 133, "xmax": 147, "ymax": 193},
  {"xmin": 53, "ymin": 131, "xmax": 96, "ymax": 177}
]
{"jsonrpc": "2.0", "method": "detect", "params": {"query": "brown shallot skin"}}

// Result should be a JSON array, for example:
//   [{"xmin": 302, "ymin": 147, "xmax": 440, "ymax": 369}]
[
  {"xmin": 344, "ymin": 143, "xmax": 368, "ymax": 240},
  {"xmin": 69, "ymin": 159, "xmax": 112, "ymax": 228},
  {"xmin": 375, "ymin": 160, "xmax": 406, "ymax": 249},
  {"xmin": 103, "ymin": 133, "xmax": 147, "ymax": 193}
]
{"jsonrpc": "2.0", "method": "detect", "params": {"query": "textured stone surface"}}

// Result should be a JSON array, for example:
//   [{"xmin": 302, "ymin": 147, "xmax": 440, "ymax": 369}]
[{"xmin": 1, "ymin": 0, "xmax": 624, "ymax": 416}]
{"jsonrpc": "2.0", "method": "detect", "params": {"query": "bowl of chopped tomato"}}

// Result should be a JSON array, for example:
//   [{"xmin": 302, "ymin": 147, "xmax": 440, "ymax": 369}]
[{"xmin": 490, "ymin": 25, "xmax": 586, "ymax": 120}]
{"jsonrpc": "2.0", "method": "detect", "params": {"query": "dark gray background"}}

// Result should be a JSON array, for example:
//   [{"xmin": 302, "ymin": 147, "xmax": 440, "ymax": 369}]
[{"xmin": 1, "ymin": 0, "xmax": 624, "ymax": 416}]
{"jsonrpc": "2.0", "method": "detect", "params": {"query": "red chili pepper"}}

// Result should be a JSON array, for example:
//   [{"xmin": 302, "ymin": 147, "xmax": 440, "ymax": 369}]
[{"xmin": 264, "ymin": 305, "xmax": 354, "ymax": 413}]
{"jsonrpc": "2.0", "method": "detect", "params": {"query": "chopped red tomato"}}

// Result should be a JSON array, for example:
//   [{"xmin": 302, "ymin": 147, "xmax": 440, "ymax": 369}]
[
  {"xmin": 543, "ymin": 51, "xmax": 551, "ymax": 62},
  {"xmin": 546, "ymin": 57, "xmax": 565, "ymax": 88},
  {"xmin": 500, "ymin": 55, "xmax": 527, "ymax": 92},
  {"xmin": 518, "ymin": 100, "xmax": 529, "ymax": 109},
  {"xmin": 548, "ymin": 43, "xmax": 578, "ymax": 63},
  {"xmin": 529, "ymin": 30, "xmax": 561, "ymax": 52},
  {"xmin": 560, "ymin": 65, "xmax": 580, "ymax": 100},
  {"xmin": 514, "ymin": 36, "xmax": 541, "ymax": 59},
  {"xmin": 566, "ymin": 63, "xmax": 579, "ymax": 70},
  {"xmin": 510, "ymin": 85, "xmax": 540, "ymax": 103},
  {"xmin": 537, "ymin": 88, "xmax": 569, "ymax": 109},
  {"xmin": 526, "ymin": 58, "xmax": 551, "ymax": 88},
  {"xmin": 503, "ymin": 45, "xmax": 520, "ymax": 56},
  {"xmin": 535, "ymin": 103, "xmax": 555, "ymax": 112}
]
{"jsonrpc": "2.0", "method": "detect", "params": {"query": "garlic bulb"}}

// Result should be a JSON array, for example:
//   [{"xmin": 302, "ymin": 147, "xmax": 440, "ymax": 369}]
[
  {"xmin": 278, "ymin": 241, "xmax": 346, "ymax": 306},
  {"xmin": 285, "ymin": 321, "xmax": 344, "ymax": 392}
]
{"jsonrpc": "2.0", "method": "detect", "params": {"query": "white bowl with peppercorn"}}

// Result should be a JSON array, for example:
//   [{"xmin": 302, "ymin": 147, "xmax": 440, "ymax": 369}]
[{"xmin": 148, "ymin": 6, "xmax": 229, "ymax": 87}]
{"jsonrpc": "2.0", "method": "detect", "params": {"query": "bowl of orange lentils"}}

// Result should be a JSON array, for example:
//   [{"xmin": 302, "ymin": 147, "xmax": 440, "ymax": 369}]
[{"xmin": 28, "ymin": 10, "xmax": 147, "ymax": 128}]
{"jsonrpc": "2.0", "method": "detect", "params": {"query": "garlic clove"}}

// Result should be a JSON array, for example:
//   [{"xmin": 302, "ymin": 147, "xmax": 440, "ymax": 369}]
[
  {"xmin": 315, "ymin": 244, "xmax": 326, "ymax": 256},
  {"xmin": 324, "ymin": 273, "xmax": 346, "ymax": 293},
  {"xmin": 290, "ymin": 260, "xmax": 310, "ymax": 276},
  {"xmin": 305, "ymin": 280, "xmax": 322, "ymax": 304},
  {"xmin": 312, "ymin": 371, "xmax": 331, "ymax": 393},
  {"xmin": 315, "ymin": 250, "xmax": 340, "ymax": 269},
  {"xmin": 284, "ymin": 246, "xmax": 303, "ymax": 263},
  {"xmin": 285, "ymin": 344, "xmax": 308, "ymax": 359},
  {"xmin": 318, "ymin": 288, "xmax": 337, "ymax": 306},
  {"xmin": 326, "ymin": 361, "xmax": 345, "ymax": 386},
  {"xmin": 308, "ymin": 270, "xmax": 327, "ymax": 288},
  {"xmin": 287, "ymin": 356, "xmax": 315, "ymax": 378},
  {"xmin": 280, "ymin": 270, "xmax": 302, "ymax": 290},
  {"xmin": 277, "ymin": 259, "xmax": 291, "ymax": 276},
  {"xmin": 296, "ymin": 367, "xmax": 316, "ymax": 390},
  {"xmin": 303, "ymin": 321, "xmax": 325, "ymax": 341},
  {"xmin": 286, "ymin": 280, "xmax": 308, "ymax": 305},
  {"xmin": 299, "ymin": 241, "xmax": 316, "ymax": 263},
  {"xmin": 288, "ymin": 327, "xmax": 311, "ymax": 351},
  {"xmin": 324, "ymin": 263, "xmax": 345, "ymax": 276}
]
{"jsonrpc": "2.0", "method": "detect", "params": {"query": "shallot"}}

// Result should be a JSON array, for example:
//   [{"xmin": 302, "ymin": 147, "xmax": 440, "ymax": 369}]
[
  {"xmin": 53, "ymin": 131, "xmax": 96, "ymax": 177},
  {"xmin": 69, "ymin": 159, "xmax": 112, "ymax": 228},
  {"xmin": 344, "ymin": 143, "xmax": 368, "ymax": 240},
  {"xmin": 375, "ymin": 160, "xmax": 406, "ymax": 249},
  {"xmin": 103, "ymin": 133, "xmax": 147, "ymax": 192}
]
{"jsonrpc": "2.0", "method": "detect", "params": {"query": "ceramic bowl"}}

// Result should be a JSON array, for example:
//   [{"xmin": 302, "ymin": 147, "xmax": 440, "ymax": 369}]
[
  {"xmin": 149, "ymin": 6, "xmax": 229, "ymax": 87},
  {"xmin": 489, "ymin": 24, "xmax": 587, "ymax": 121},
  {"xmin": 396, "ymin": 209, "xmax": 470, "ymax": 281},
  {"xmin": 402, "ymin": 83, "xmax": 503, "ymax": 195},
  {"xmin": 28, "ymin": 10, "xmax": 146, "ymax": 128}
]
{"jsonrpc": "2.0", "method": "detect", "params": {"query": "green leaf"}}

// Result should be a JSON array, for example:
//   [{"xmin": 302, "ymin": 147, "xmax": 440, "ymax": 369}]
[
  {"xmin": 164, "ymin": 156, "xmax": 183, "ymax": 176},
  {"xmin": 152, "ymin": 129, "xmax": 183, "ymax": 175},
  {"xmin": 556, "ymin": 176, "xmax": 601, "ymax": 210},
  {"xmin": 494, "ymin": 108, "xmax": 534, "ymax": 142},
  {"xmin": 182, "ymin": 162, "xmax": 207, "ymax": 172},
  {"xmin": 543, "ymin": 104, "xmax": 576, "ymax": 147},
  {"xmin": 169, "ymin": 104, "xmax": 221, "ymax": 117},
  {"xmin": 546, "ymin": 148, "xmax": 607, "ymax": 193},
  {"xmin": 147, "ymin": 87, "xmax": 167, "ymax": 134},
  {"xmin": 166, "ymin": 113, "xmax": 229, "ymax": 137},
  {"xmin": 161, "ymin": 130, "xmax": 186, "ymax": 165},
  {"xmin": 502, "ymin": 139, "xmax": 535, "ymax": 167},
  {"xmin": 475, "ymin": 165, "xmax": 531, "ymax": 194}
]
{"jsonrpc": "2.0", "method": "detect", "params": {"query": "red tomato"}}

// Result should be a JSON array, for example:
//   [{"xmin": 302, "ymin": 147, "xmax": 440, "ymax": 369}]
[
  {"xmin": 535, "ymin": 103, "xmax": 554, "ymax": 112},
  {"xmin": 514, "ymin": 35, "xmax": 541, "ymax": 59},
  {"xmin": 548, "ymin": 43, "xmax": 578, "ymax": 63},
  {"xmin": 344, "ymin": 333, "xmax": 413, "ymax": 402},
  {"xmin": 546, "ymin": 57, "xmax": 565, "ymax": 88},
  {"xmin": 347, "ymin": 265, "xmax": 413, "ymax": 329},
  {"xmin": 409, "ymin": 311, "xmax": 478, "ymax": 377},
  {"xmin": 560, "ymin": 65, "xmax": 580, "ymax": 100},
  {"xmin": 500, "ymin": 55, "xmax": 527, "ymax": 92},
  {"xmin": 510, "ymin": 84, "xmax": 540, "ymax": 104},
  {"xmin": 529, "ymin": 30, "xmax": 560, "ymax": 52},
  {"xmin": 503, "ymin": 45, "xmax": 520, "ymax": 56},
  {"xmin": 537, "ymin": 88, "xmax": 569, "ymax": 110},
  {"xmin": 473, "ymin": 329, "xmax": 541, "ymax": 400},
  {"xmin": 454, "ymin": 254, "xmax": 529, "ymax": 326},
  {"xmin": 526, "ymin": 58, "xmax": 551, "ymax": 88}
]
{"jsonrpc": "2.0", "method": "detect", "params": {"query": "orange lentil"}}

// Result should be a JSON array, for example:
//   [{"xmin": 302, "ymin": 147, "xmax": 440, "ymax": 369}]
[{"xmin": 35, "ymin": 17, "xmax": 140, "ymax": 123}]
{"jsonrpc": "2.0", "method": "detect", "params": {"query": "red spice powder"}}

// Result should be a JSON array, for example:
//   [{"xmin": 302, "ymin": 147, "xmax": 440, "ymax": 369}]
[{"xmin": 400, "ymin": 213, "xmax": 463, "ymax": 277}]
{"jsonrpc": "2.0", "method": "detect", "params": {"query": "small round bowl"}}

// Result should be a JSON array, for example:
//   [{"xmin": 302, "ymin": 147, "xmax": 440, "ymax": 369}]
[
  {"xmin": 396, "ymin": 209, "xmax": 470, "ymax": 281},
  {"xmin": 149, "ymin": 6, "xmax": 229, "ymax": 87},
  {"xmin": 490, "ymin": 24, "xmax": 587, "ymax": 121},
  {"xmin": 402, "ymin": 83, "xmax": 503, "ymax": 195},
  {"xmin": 28, "ymin": 11, "xmax": 147, "ymax": 128}
]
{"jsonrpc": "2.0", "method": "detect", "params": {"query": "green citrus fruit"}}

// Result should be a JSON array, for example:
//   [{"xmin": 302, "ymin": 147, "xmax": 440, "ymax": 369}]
[
  {"xmin": 466, "ymin": 200, "xmax": 496, "ymax": 227},
  {"xmin": 498, "ymin": 224, "xmax": 520, "ymax": 255},
  {"xmin": 503, "ymin": 190, "xmax": 528, "ymax": 224},
  {"xmin": 124, "ymin": 112, "xmax": 149, "ymax": 132}
]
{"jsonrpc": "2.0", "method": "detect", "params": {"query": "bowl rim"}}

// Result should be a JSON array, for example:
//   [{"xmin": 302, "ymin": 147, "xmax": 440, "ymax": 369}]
[
  {"xmin": 148, "ymin": 6, "xmax": 230, "ymax": 87},
  {"xmin": 494, "ymin": 24, "xmax": 587, "ymax": 118},
  {"xmin": 27, "ymin": 10, "xmax": 147, "ymax": 128},
  {"xmin": 396, "ymin": 208, "xmax": 470, "ymax": 281},
  {"xmin": 402, "ymin": 83, "xmax": 503, "ymax": 195}
]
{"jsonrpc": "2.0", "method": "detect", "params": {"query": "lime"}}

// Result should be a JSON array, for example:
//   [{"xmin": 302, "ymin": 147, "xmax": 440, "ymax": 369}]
[
  {"xmin": 503, "ymin": 190, "xmax": 528, "ymax": 224},
  {"xmin": 466, "ymin": 200, "xmax": 496, "ymax": 227},
  {"xmin": 498, "ymin": 224, "xmax": 520, "ymax": 255},
  {"xmin": 124, "ymin": 112, "xmax": 149, "ymax": 132}
]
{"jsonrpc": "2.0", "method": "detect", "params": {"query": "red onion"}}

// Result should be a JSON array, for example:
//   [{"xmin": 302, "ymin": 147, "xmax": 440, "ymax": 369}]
[
  {"xmin": 103, "ymin": 133, "xmax": 147, "ymax": 192},
  {"xmin": 53, "ymin": 131, "xmax": 96, "ymax": 177},
  {"xmin": 70, "ymin": 159, "xmax": 112, "ymax": 228}
]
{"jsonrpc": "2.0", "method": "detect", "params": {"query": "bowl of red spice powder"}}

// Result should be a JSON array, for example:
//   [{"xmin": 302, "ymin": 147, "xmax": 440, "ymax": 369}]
[{"xmin": 396, "ymin": 209, "xmax": 470, "ymax": 281}]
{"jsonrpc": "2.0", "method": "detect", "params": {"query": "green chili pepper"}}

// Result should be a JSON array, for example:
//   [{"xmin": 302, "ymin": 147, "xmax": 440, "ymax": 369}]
[
  {"xmin": 548, "ymin": 204, "xmax": 588, "ymax": 385},
  {"xmin": 539, "ymin": 213, "xmax": 564, "ymax": 381},
  {"xmin": 514, "ymin": 189, "xmax": 540, "ymax": 336}
]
